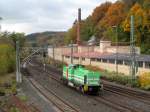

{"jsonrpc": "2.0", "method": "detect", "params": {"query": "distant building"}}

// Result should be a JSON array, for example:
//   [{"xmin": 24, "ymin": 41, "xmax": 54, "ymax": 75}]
[{"xmin": 48, "ymin": 40, "xmax": 149, "ymax": 75}]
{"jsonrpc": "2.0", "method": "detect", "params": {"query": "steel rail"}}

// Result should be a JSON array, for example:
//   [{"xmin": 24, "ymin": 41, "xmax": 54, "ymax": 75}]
[{"xmin": 26, "ymin": 64, "xmax": 143, "ymax": 112}]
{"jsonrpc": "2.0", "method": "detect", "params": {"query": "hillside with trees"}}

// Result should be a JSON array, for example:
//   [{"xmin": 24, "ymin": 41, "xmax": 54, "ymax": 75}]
[
  {"xmin": 26, "ymin": 31, "xmax": 66, "ymax": 47},
  {"xmin": 65, "ymin": 0, "xmax": 150, "ymax": 54}
]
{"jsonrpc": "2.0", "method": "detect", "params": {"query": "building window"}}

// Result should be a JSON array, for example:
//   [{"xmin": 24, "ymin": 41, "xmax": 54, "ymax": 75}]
[
  {"xmin": 117, "ymin": 60, "xmax": 123, "ymax": 65},
  {"xmin": 97, "ymin": 58, "xmax": 101, "ymax": 62},
  {"xmin": 138, "ymin": 61, "xmax": 143, "ymax": 68},
  {"xmin": 65, "ymin": 56, "xmax": 70, "ymax": 58},
  {"xmin": 91, "ymin": 58, "xmax": 96, "ymax": 61},
  {"xmin": 82, "ymin": 58, "xmax": 85, "ymax": 61},
  {"xmin": 74, "ymin": 57, "xmax": 79, "ymax": 60},
  {"xmin": 109, "ymin": 59, "xmax": 115, "ymax": 64},
  {"xmin": 102, "ymin": 59, "xmax": 107, "ymax": 63},
  {"xmin": 124, "ymin": 60, "xmax": 130, "ymax": 65},
  {"xmin": 145, "ymin": 62, "xmax": 150, "ymax": 69}
]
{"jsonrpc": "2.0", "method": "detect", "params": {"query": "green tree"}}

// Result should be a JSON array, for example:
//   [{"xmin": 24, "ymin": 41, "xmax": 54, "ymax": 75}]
[
  {"xmin": 0, "ymin": 32, "xmax": 26, "ymax": 49},
  {"xmin": 65, "ymin": 24, "xmax": 77, "ymax": 44},
  {"xmin": 0, "ymin": 44, "xmax": 15, "ymax": 75},
  {"xmin": 80, "ymin": 16, "xmax": 95, "ymax": 41},
  {"xmin": 9, "ymin": 32, "xmax": 26, "ymax": 49}
]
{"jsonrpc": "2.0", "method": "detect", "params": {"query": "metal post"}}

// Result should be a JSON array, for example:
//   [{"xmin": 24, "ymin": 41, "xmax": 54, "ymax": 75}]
[
  {"xmin": 43, "ymin": 48, "xmax": 46, "ymax": 71},
  {"xmin": 116, "ymin": 26, "xmax": 118, "ymax": 75},
  {"xmin": 71, "ymin": 40, "xmax": 73, "ymax": 64},
  {"xmin": 53, "ymin": 45, "xmax": 55, "ymax": 60},
  {"xmin": 130, "ymin": 15, "xmax": 136, "ymax": 83},
  {"xmin": 16, "ymin": 41, "xmax": 22, "ymax": 83},
  {"xmin": 112, "ymin": 25, "xmax": 118, "ymax": 75}
]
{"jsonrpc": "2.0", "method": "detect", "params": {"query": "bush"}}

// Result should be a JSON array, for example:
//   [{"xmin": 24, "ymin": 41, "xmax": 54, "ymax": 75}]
[
  {"xmin": 0, "ymin": 44, "xmax": 15, "ymax": 75},
  {"xmin": 139, "ymin": 72, "xmax": 150, "ymax": 90},
  {"xmin": 85, "ymin": 65, "xmax": 104, "ymax": 72},
  {"xmin": 11, "ymin": 80, "xmax": 17, "ymax": 94}
]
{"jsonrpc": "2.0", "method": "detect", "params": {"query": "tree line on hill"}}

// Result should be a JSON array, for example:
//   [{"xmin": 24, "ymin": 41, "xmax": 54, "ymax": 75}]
[
  {"xmin": 26, "ymin": 31, "xmax": 66, "ymax": 47},
  {"xmin": 65, "ymin": 0, "xmax": 150, "ymax": 54}
]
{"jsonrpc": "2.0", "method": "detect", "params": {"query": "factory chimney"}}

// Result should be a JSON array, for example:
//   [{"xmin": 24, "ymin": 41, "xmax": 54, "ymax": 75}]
[{"xmin": 77, "ymin": 8, "xmax": 81, "ymax": 45}]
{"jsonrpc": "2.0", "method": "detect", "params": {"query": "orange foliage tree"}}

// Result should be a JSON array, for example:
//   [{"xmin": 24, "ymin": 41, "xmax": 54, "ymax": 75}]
[
  {"xmin": 122, "ymin": 3, "xmax": 149, "ymax": 46},
  {"xmin": 91, "ymin": 2, "xmax": 112, "ymax": 25},
  {"xmin": 99, "ymin": 1, "xmax": 126, "ymax": 27}
]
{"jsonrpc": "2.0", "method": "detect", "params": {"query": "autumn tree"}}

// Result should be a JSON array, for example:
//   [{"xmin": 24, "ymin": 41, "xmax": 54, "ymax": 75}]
[
  {"xmin": 141, "ymin": 0, "xmax": 150, "ymax": 54},
  {"xmin": 65, "ymin": 0, "xmax": 150, "ymax": 54},
  {"xmin": 91, "ymin": 2, "xmax": 112, "ymax": 25},
  {"xmin": 100, "ymin": 1, "xmax": 126, "ymax": 27},
  {"xmin": 96, "ymin": 1, "xmax": 126, "ymax": 41},
  {"xmin": 123, "ymin": 3, "xmax": 146, "ymax": 46}
]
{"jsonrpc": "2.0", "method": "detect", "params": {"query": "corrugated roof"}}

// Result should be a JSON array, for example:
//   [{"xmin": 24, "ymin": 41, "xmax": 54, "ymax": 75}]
[
  {"xmin": 63, "ymin": 52, "xmax": 150, "ymax": 62},
  {"xmin": 99, "ymin": 53, "xmax": 150, "ymax": 62}
]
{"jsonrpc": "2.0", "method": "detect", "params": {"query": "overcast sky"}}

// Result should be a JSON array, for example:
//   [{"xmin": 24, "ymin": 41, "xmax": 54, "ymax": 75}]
[{"xmin": 0, "ymin": 0, "xmax": 116, "ymax": 34}]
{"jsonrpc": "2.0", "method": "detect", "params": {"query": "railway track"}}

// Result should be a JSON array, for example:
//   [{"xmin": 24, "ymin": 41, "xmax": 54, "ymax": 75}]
[
  {"xmin": 25, "ymin": 59, "xmax": 150, "ymax": 112},
  {"xmin": 94, "ymin": 97, "xmax": 138, "ymax": 112},
  {"xmin": 34, "ymin": 62, "xmax": 150, "ymax": 99},
  {"xmin": 28, "ymin": 78, "xmax": 80, "ymax": 112},
  {"xmin": 27, "ymin": 66, "xmax": 129, "ymax": 112},
  {"xmin": 104, "ymin": 85, "xmax": 150, "ymax": 105},
  {"xmin": 46, "ymin": 63, "xmax": 150, "ymax": 100}
]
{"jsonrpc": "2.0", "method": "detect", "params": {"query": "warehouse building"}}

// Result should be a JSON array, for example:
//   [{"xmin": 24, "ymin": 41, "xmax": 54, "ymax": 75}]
[{"xmin": 48, "ymin": 40, "xmax": 150, "ymax": 75}]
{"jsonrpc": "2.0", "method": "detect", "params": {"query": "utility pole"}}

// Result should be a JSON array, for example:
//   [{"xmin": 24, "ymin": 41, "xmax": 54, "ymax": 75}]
[
  {"xmin": 130, "ymin": 15, "xmax": 136, "ymax": 83},
  {"xmin": 16, "ymin": 41, "xmax": 22, "ymax": 83},
  {"xmin": 71, "ymin": 40, "xmax": 73, "ymax": 64}
]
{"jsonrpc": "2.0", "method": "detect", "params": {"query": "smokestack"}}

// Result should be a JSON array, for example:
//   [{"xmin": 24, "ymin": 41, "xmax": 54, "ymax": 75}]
[{"xmin": 77, "ymin": 8, "xmax": 81, "ymax": 45}]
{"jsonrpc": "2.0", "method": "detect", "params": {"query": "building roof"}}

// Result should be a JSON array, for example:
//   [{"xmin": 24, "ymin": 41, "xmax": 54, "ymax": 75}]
[
  {"xmin": 97, "ymin": 53, "xmax": 150, "ymax": 62},
  {"xmin": 63, "ymin": 52, "xmax": 150, "ymax": 62}
]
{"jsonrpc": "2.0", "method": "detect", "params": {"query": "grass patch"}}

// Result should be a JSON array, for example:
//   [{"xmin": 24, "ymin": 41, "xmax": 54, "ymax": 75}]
[
  {"xmin": 10, "ymin": 107, "xmax": 20, "ymax": 112},
  {"xmin": 0, "ymin": 73, "xmax": 17, "ymax": 95},
  {"xmin": 18, "ymin": 95, "xmax": 28, "ymax": 102}
]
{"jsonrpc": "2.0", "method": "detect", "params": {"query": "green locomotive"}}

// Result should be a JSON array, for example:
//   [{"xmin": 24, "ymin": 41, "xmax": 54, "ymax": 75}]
[{"xmin": 62, "ymin": 64, "xmax": 103, "ymax": 94}]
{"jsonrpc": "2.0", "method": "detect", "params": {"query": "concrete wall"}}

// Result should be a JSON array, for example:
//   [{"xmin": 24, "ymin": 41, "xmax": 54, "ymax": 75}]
[
  {"xmin": 48, "ymin": 44, "xmax": 140, "ymax": 57},
  {"xmin": 106, "ymin": 46, "xmax": 140, "ymax": 54},
  {"xmin": 91, "ymin": 61, "xmax": 130, "ymax": 75},
  {"xmin": 78, "ymin": 46, "xmax": 94, "ymax": 53}
]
